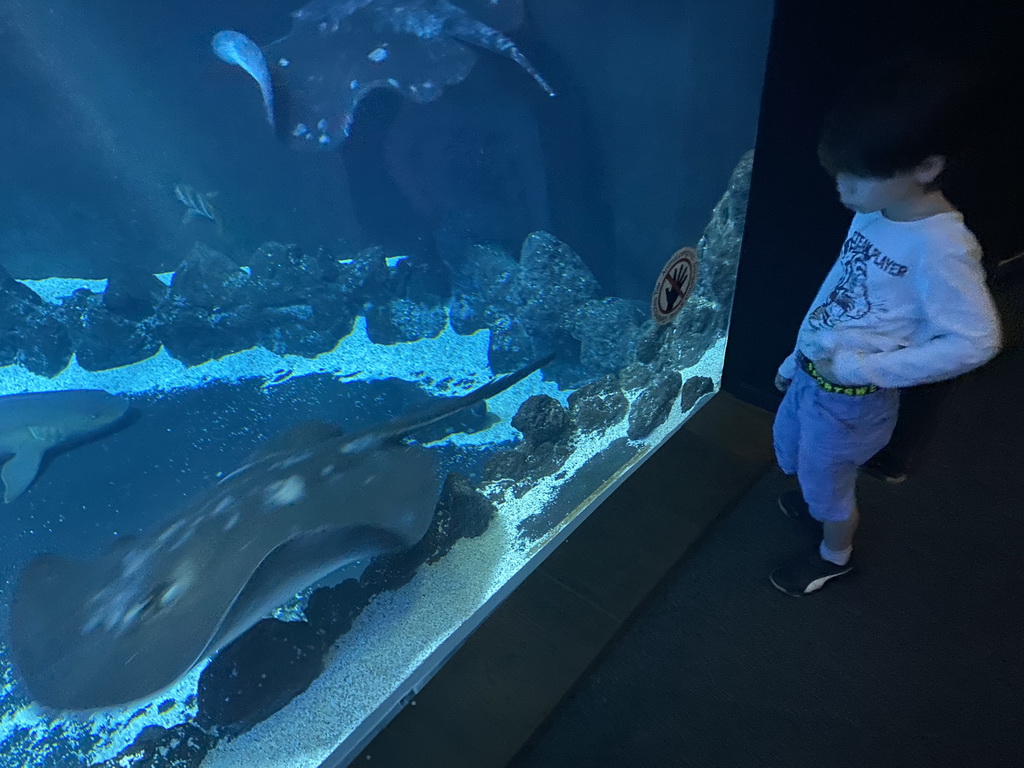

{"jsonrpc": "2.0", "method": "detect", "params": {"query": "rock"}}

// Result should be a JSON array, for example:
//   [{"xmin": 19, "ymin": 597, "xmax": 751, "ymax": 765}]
[
  {"xmin": 618, "ymin": 362, "xmax": 656, "ymax": 392},
  {"xmin": 627, "ymin": 370, "xmax": 682, "ymax": 440},
  {"xmin": 88, "ymin": 721, "xmax": 213, "ymax": 768},
  {"xmin": 680, "ymin": 375, "xmax": 715, "ymax": 412},
  {"xmin": 483, "ymin": 440, "xmax": 573, "ymax": 498},
  {"xmin": 365, "ymin": 298, "xmax": 447, "ymax": 344},
  {"xmin": 102, "ymin": 270, "xmax": 167, "ymax": 321},
  {"xmin": 421, "ymin": 472, "xmax": 496, "ymax": 565},
  {"xmin": 511, "ymin": 395, "xmax": 573, "ymax": 446},
  {"xmin": 0, "ymin": 267, "xmax": 73, "ymax": 376},
  {"xmin": 694, "ymin": 150, "xmax": 754, "ymax": 311},
  {"xmin": 568, "ymin": 376, "xmax": 630, "ymax": 433},
  {"xmin": 167, "ymin": 242, "xmax": 248, "ymax": 310},
  {"xmin": 196, "ymin": 619, "xmax": 330, "ymax": 738},
  {"xmin": 155, "ymin": 297, "xmax": 261, "ymax": 366},
  {"xmin": 68, "ymin": 290, "xmax": 160, "ymax": 370},
  {"xmin": 303, "ymin": 578, "xmax": 369, "ymax": 637},
  {"xmin": 570, "ymin": 297, "xmax": 645, "ymax": 376}
]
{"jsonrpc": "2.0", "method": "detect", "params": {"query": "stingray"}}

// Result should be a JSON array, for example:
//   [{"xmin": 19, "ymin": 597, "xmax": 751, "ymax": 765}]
[
  {"xmin": 9, "ymin": 355, "xmax": 551, "ymax": 711},
  {"xmin": 212, "ymin": 0, "xmax": 555, "ymax": 149}
]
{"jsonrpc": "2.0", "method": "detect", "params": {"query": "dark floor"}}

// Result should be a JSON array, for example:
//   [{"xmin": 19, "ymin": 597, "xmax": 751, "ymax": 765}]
[
  {"xmin": 356, "ymin": 344, "xmax": 1024, "ymax": 768},
  {"xmin": 509, "ymin": 347, "xmax": 1024, "ymax": 768}
]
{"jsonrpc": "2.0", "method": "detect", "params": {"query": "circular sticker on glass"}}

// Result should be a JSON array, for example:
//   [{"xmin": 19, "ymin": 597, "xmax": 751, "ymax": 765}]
[{"xmin": 651, "ymin": 246, "xmax": 698, "ymax": 324}]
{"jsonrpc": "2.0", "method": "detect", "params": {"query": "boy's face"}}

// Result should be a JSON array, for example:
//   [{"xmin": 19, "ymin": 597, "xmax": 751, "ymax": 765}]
[
  {"xmin": 833, "ymin": 172, "xmax": 923, "ymax": 214},
  {"xmin": 832, "ymin": 155, "xmax": 946, "ymax": 217}
]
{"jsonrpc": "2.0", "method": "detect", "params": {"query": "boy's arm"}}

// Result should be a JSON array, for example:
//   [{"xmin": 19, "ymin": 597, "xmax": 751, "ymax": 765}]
[
  {"xmin": 832, "ymin": 250, "xmax": 1002, "ymax": 388},
  {"xmin": 777, "ymin": 351, "xmax": 798, "ymax": 381}
]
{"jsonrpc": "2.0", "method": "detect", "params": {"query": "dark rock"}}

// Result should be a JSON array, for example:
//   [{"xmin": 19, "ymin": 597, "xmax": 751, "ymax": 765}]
[
  {"xmin": 167, "ymin": 243, "xmax": 248, "ymax": 310},
  {"xmin": 568, "ymin": 377, "xmax": 630, "ymax": 433},
  {"xmin": 155, "ymin": 297, "xmax": 261, "ymax": 366},
  {"xmin": 88, "ymin": 721, "xmax": 213, "ymax": 768},
  {"xmin": 618, "ymin": 362, "xmax": 656, "ymax": 392},
  {"xmin": 635, "ymin": 322, "xmax": 668, "ymax": 364},
  {"xmin": 421, "ymin": 472, "xmax": 496, "ymax": 565},
  {"xmin": 481, "ymin": 446, "xmax": 531, "ymax": 485},
  {"xmin": 196, "ymin": 618, "xmax": 330, "ymax": 738},
  {"xmin": 388, "ymin": 253, "xmax": 450, "ymax": 307},
  {"xmin": 680, "ymin": 375, "xmax": 716, "ymax": 412},
  {"xmin": 448, "ymin": 293, "xmax": 486, "ymax": 335},
  {"xmin": 0, "ymin": 269, "xmax": 73, "ymax": 376},
  {"xmin": 570, "ymin": 297, "xmax": 645, "ymax": 376},
  {"xmin": 627, "ymin": 370, "xmax": 683, "ymax": 440},
  {"xmin": 103, "ymin": 270, "xmax": 168, "ymax": 321},
  {"xmin": 304, "ymin": 578, "xmax": 370, "ymax": 637},
  {"xmin": 487, "ymin": 318, "xmax": 544, "ymax": 374},
  {"xmin": 517, "ymin": 231, "xmax": 602, "ymax": 331},
  {"xmin": 365, "ymin": 298, "xmax": 447, "ymax": 344},
  {"xmin": 483, "ymin": 441, "xmax": 573, "ymax": 498},
  {"xmin": 0, "ymin": 264, "xmax": 44, "ymax": 305},
  {"xmin": 76, "ymin": 305, "xmax": 160, "ymax": 371},
  {"xmin": 254, "ymin": 296, "xmax": 357, "ymax": 358},
  {"xmin": 447, "ymin": 232, "xmax": 603, "ymax": 383},
  {"xmin": 511, "ymin": 395, "xmax": 573, "ymax": 446},
  {"xmin": 694, "ymin": 150, "xmax": 753, "ymax": 311},
  {"xmin": 339, "ymin": 246, "xmax": 389, "ymax": 300},
  {"xmin": 658, "ymin": 295, "xmax": 721, "ymax": 371}
]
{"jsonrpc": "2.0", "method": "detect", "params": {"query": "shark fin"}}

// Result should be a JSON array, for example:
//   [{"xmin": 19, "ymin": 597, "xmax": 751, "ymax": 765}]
[{"xmin": 2, "ymin": 441, "xmax": 47, "ymax": 503}]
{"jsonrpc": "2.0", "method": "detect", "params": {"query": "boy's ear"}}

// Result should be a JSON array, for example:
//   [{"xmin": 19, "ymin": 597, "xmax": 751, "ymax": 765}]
[{"xmin": 914, "ymin": 155, "xmax": 946, "ymax": 184}]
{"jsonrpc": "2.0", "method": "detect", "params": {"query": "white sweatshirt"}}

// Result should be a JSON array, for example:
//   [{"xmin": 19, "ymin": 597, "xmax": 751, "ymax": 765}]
[{"xmin": 778, "ymin": 210, "xmax": 1002, "ymax": 389}]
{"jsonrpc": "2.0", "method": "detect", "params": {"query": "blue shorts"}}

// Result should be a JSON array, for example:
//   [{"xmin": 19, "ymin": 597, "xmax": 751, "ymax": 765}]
[{"xmin": 773, "ymin": 367, "xmax": 899, "ymax": 522}]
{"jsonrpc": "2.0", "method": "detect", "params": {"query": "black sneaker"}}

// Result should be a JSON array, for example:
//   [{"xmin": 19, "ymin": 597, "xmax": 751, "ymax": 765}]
[
  {"xmin": 770, "ymin": 548, "xmax": 854, "ymax": 596},
  {"xmin": 859, "ymin": 453, "xmax": 908, "ymax": 484},
  {"xmin": 777, "ymin": 490, "xmax": 821, "ymax": 532}
]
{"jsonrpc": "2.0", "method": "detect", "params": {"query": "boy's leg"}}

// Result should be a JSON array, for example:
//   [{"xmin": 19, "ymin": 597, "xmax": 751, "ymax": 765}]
[
  {"xmin": 771, "ymin": 384, "xmax": 898, "ymax": 595},
  {"xmin": 862, "ymin": 379, "xmax": 951, "ymax": 481}
]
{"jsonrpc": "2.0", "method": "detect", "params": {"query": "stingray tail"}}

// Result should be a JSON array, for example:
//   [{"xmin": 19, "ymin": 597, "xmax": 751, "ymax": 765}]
[{"xmin": 340, "ymin": 353, "xmax": 555, "ymax": 453}]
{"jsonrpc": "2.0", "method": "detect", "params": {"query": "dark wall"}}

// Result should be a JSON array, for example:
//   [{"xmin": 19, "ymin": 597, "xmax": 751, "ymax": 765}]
[{"xmin": 724, "ymin": 0, "xmax": 1024, "ymax": 410}]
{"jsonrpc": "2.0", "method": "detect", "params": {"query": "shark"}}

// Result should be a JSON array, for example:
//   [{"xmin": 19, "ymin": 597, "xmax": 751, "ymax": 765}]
[
  {"xmin": 10, "ymin": 355, "xmax": 552, "ymax": 711},
  {"xmin": 0, "ymin": 390, "xmax": 130, "ymax": 504}
]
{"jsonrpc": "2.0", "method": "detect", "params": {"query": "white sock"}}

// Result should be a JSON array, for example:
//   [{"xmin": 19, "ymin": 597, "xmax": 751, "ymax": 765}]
[{"xmin": 819, "ymin": 540, "xmax": 852, "ymax": 566}]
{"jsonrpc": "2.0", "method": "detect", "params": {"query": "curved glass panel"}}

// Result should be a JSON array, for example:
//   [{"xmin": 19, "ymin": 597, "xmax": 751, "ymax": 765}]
[{"xmin": 0, "ymin": 1, "xmax": 771, "ymax": 765}]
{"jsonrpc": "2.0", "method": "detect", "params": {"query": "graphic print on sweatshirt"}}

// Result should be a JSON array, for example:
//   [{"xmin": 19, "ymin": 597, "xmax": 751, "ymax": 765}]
[{"xmin": 808, "ymin": 231, "xmax": 908, "ymax": 329}]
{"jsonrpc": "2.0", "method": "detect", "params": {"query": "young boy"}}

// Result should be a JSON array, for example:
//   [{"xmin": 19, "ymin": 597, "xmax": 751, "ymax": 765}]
[{"xmin": 770, "ymin": 57, "xmax": 1002, "ymax": 596}]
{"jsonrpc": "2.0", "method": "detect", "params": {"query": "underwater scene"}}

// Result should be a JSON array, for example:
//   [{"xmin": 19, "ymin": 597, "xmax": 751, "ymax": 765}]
[{"xmin": 0, "ymin": 0, "xmax": 771, "ymax": 766}]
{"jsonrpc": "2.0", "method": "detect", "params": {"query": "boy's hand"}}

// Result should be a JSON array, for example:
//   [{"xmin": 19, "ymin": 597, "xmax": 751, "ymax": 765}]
[{"xmin": 775, "ymin": 373, "xmax": 792, "ymax": 392}]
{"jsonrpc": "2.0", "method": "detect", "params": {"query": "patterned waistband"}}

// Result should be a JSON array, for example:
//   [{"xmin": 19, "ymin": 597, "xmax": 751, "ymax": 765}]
[{"xmin": 796, "ymin": 352, "xmax": 879, "ymax": 396}]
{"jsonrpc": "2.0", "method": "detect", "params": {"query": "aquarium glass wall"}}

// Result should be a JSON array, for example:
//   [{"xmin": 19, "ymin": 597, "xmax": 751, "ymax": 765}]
[{"xmin": 0, "ymin": 1, "xmax": 772, "ymax": 765}]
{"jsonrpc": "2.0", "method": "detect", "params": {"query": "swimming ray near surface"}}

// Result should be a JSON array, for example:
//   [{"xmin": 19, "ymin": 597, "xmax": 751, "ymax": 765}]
[
  {"xmin": 10, "ymin": 355, "xmax": 552, "ymax": 711},
  {"xmin": 212, "ymin": 0, "xmax": 555, "ymax": 149}
]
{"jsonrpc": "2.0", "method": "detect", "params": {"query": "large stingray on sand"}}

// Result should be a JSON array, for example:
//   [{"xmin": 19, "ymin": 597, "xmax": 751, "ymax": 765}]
[
  {"xmin": 212, "ymin": 0, "xmax": 554, "ymax": 148},
  {"xmin": 10, "ymin": 356, "xmax": 550, "ymax": 711}
]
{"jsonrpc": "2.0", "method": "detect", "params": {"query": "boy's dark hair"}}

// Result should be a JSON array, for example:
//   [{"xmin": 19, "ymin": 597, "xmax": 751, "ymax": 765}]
[{"xmin": 817, "ymin": 56, "xmax": 976, "ymax": 184}]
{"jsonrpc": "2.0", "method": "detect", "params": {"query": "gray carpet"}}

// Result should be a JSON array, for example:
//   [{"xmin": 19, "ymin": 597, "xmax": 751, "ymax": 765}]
[{"xmin": 510, "ymin": 348, "xmax": 1024, "ymax": 768}]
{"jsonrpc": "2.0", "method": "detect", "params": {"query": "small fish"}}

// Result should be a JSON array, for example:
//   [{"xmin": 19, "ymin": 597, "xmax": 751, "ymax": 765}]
[{"xmin": 174, "ymin": 184, "xmax": 223, "ymax": 234}]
